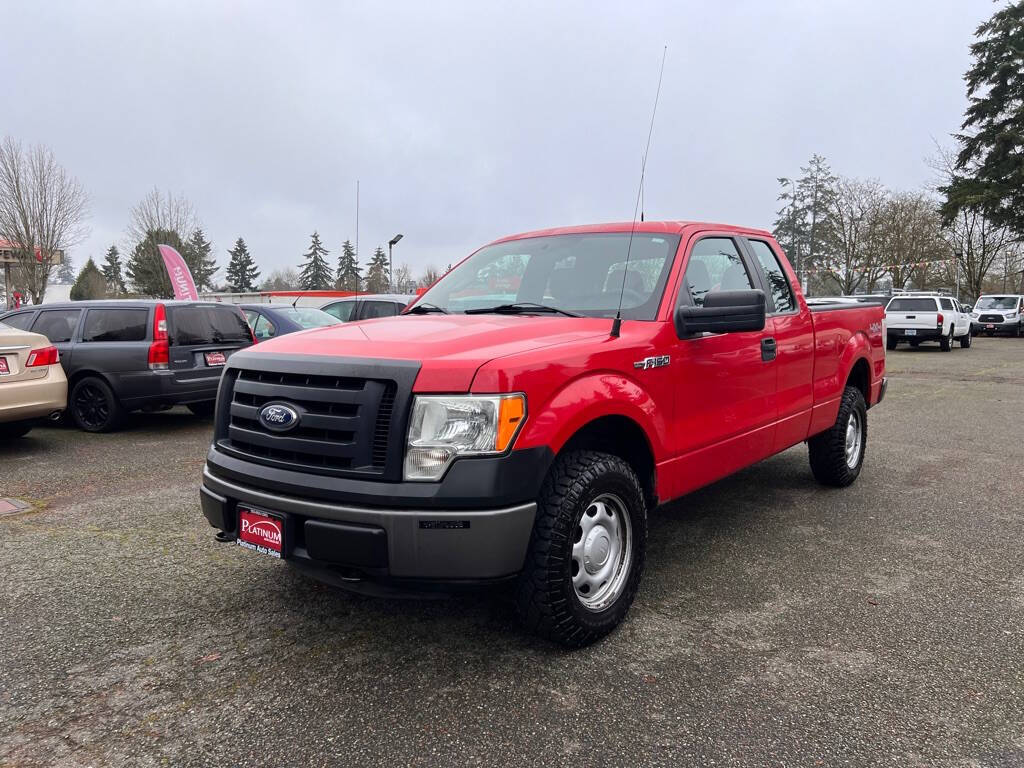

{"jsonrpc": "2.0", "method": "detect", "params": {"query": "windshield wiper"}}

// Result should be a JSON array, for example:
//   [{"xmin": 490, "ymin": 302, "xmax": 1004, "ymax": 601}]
[
  {"xmin": 464, "ymin": 302, "xmax": 582, "ymax": 318},
  {"xmin": 403, "ymin": 302, "xmax": 448, "ymax": 315}
]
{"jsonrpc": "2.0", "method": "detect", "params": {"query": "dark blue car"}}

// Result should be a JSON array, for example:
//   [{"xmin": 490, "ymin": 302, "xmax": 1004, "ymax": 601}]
[{"xmin": 240, "ymin": 304, "xmax": 340, "ymax": 342}]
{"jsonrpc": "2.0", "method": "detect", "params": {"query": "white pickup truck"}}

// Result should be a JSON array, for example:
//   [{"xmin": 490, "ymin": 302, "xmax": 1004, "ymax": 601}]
[{"xmin": 885, "ymin": 294, "xmax": 972, "ymax": 351}]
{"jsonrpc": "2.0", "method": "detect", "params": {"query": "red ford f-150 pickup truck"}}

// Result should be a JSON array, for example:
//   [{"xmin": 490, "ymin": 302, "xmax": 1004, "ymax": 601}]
[{"xmin": 200, "ymin": 221, "xmax": 887, "ymax": 647}]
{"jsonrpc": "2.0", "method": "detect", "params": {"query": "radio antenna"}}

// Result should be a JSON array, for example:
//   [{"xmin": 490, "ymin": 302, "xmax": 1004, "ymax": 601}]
[{"xmin": 611, "ymin": 45, "xmax": 667, "ymax": 338}]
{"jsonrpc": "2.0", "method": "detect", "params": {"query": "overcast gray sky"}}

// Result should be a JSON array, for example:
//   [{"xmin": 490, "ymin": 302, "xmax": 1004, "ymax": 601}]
[{"xmin": 2, "ymin": 0, "xmax": 994, "ymax": 281}]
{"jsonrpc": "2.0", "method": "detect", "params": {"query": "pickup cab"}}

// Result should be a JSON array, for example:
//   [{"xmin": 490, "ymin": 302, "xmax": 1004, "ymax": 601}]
[{"xmin": 200, "ymin": 222, "xmax": 887, "ymax": 647}]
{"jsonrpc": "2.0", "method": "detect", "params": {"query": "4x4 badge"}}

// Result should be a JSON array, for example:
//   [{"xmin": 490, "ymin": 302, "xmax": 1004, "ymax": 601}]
[{"xmin": 633, "ymin": 355, "xmax": 670, "ymax": 370}]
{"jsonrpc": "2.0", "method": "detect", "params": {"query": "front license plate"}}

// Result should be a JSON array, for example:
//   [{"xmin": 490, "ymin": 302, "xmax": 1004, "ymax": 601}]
[
  {"xmin": 905, "ymin": 329, "xmax": 916, "ymax": 336},
  {"xmin": 237, "ymin": 507, "xmax": 283, "ymax": 558},
  {"xmin": 205, "ymin": 351, "xmax": 226, "ymax": 366},
  {"xmin": 986, "ymin": 324, "xmax": 995, "ymax": 329},
  {"xmin": 0, "ymin": 357, "xmax": 8, "ymax": 375}
]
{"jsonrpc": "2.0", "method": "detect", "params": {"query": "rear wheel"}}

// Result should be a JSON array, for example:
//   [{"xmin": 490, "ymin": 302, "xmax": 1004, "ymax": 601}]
[
  {"xmin": 70, "ymin": 376, "xmax": 125, "ymax": 433},
  {"xmin": 0, "ymin": 421, "xmax": 33, "ymax": 439},
  {"xmin": 515, "ymin": 450, "xmax": 647, "ymax": 648},
  {"xmin": 940, "ymin": 329, "xmax": 953, "ymax": 351},
  {"xmin": 886, "ymin": 338, "xmax": 897, "ymax": 351},
  {"xmin": 959, "ymin": 328, "xmax": 972, "ymax": 348},
  {"xmin": 808, "ymin": 386, "xmax": 867, "ymax": 488},
  {"xmin": 187, "ymin": 401, "xmax": 216, "ymax": 418}
]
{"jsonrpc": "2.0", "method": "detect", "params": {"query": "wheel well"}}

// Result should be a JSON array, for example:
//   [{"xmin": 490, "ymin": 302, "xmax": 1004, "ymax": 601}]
[
  {"xmin": 68, "ymin": 370, "xmax": 110, "ymax": 390},
  {"xmin": 560, "ymin": 415, "xmax": 657, "ymax": 508},
  {"xmin": 847, "ymin": 357, "xmax": 870, "ymax": 404}
]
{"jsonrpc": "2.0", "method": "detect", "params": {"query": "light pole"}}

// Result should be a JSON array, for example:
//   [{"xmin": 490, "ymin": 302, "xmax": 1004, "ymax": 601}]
[{"xmin": 388, "ymin": 234, "xmax": 403, "ymax": 291}]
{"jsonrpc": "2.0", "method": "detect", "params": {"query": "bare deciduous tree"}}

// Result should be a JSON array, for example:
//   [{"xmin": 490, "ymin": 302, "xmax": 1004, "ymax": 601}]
[
  {"xmin": 0, "ymin": 137, "xmax": 89, "ymax": 304},
  {"xmin": 877, "ymin": 191, "xmax": 950, "ymax": 292},
  {"xmin": 820, "ymin": 177, "xmax": 887, "ymax": 295},
  {"xmin": 417, "ymin": 265, "xmax": 441, "ymax": 289},
  {"xmin": 126, "ymin": 186, "xmax": 199, "ymax": 247}
]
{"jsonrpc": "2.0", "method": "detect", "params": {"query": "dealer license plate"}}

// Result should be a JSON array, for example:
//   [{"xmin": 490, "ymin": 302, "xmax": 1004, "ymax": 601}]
[
  {"xmin": 905, "ymin": 329, "xmax": 916, "ymax": 336},
  {"xmin": 237, "ymin": 507, "xmax": 283, "ymax": 558},
  {"xmin": 0, "ymin": 357, "xmax": 8, "ymax": 375},
  {"xmin": 205, "ymin": 351, "xmax": 226, "ymax": 366},
  {"xmin": 986, "ymin": 324, "xmax": 995, "ymax": 330}
]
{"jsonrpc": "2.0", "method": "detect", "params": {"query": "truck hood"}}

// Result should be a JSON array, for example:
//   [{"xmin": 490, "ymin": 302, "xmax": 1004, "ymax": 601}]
[{"xmin": 241, "ymin": 314, "xmax": 611, "ymax": 391}]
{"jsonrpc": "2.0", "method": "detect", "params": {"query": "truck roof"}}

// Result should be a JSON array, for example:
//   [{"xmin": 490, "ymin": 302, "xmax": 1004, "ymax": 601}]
[{"xmin": 488, "ymin": 220, "xmax": 774, "ymax": 246}]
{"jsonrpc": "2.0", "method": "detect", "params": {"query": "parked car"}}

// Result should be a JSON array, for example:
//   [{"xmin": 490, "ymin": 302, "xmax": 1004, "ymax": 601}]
[
  {"xmin": 320, "ymin": 294, "xmax": 412, "ymax": 322},
  {"xmin": 0, "ymin": 301, "xmax": 253, "ymax": 432},
  {"xmin": 0, "ymin": 321, "xmax": 67, "ymax": 438},
  {"xmin": 240, "ymin": 304, "xmax": 340, "ymax": 341},
  {"xmin": 969, "ymin": 294, "xmax": 1024, "ymax": 336},
  {"xmin": 200, "ymin": 221, "xmax": 887, "ymax": 647},
  {"xmin": 884, "ymin": 293, "xmax": 972, "ymax": 350}
]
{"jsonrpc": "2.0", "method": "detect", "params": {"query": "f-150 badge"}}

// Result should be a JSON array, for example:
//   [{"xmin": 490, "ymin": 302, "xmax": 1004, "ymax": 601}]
[{"xmin": 634, "ymin": 355, "xmax": 670, "ymax": 370}]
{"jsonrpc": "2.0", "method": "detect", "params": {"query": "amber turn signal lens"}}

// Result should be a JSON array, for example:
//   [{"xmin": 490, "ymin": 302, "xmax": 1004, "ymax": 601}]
[{"xmin": 496, "ymin": 395, "xmax": 526, "ymax": 451}]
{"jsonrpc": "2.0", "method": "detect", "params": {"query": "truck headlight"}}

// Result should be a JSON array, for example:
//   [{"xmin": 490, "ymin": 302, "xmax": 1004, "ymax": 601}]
[
  {"xmin": 404, "ymin": 394, "xmax": 526, "ymax": 481},
  {"xmin": 970, "ymin": 312, "xmax": 979, "ymax": 318}
]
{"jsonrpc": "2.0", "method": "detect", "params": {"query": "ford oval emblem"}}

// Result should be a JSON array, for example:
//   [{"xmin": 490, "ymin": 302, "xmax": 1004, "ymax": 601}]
[{"xmin": 258, "ymin": 403, "xmax": 300, "ymax": 432}]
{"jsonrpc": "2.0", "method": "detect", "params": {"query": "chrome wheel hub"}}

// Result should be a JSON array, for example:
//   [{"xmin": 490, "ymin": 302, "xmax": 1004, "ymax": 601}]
[
  {"xmin": 845, "ymin": 410, "xmax": 863, "ymax": 468},
  {"xmin": 571, "ymin": 493, "xmax": 632, "ymax": 612}
]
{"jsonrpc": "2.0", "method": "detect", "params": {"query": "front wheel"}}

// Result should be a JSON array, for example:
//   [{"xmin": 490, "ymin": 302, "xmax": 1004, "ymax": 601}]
[
  {"xmin": 187, "ymin": 401, "xmax": 216, "ymax": 418},
  {"xmin": 515, "ymin": 450, "xmax": 647, "ymax": 648},
  {"xmin": 808, "ymin": 386, "xmax": 867, "ymax": 487}
]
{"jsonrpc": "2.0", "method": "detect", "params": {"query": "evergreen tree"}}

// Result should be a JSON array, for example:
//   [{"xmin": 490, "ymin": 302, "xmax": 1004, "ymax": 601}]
[
  {"xmin": 70, "ymin": 258, "xmax": 107, "ymax": 300},
  {"xmin": 54, "ymin": 254, "xmax": 76, "ymax": 283},
  {"xmin": 364, "ymin": 246, "xmax": 390, "ymax": 293},
  {"xmin": 225, "ymin": 237, "xmax": 261, "ymax": 292},
  {"xmin": 125, "ymin": 229, "xmax": 187, "ymax": 298},
  {"xmin": 298, "ymin": 231, "xmax": 332, "ymax": 290},
  {"xmin": 101, "ymin": 244, "xmax": 126, "ymax": 294},
  {"xmin": 771, "ymin": 154, "xmax": 839, "ymax": 291},
  {"xmin": 335, "ymin": 239, "xmax": 361, "ymax": 290},
  {"xmin": 183, "ymin": 229, "xmax": 218, "ymax": 291},
  {"xmin": 941, "ymin": 2, "xmax": 1024, "ymax": 237}
]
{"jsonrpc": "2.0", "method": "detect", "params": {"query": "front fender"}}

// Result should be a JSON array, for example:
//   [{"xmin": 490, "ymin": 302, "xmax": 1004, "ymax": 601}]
[{"xmin": 515, "ymin": 371, "xmax": 667, "ymax": 458}]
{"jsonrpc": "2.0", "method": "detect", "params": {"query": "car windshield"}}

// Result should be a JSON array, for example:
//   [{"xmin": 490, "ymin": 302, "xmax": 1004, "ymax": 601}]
[
  {"xmin": 414, "ymin": 233, "xmax": 680, "ymax": 319},
  {"xmin": 887, "ymin": 298, "xmax": 937, "ymax": 312},
  {"xmin": 277, "ymin": 307, "xmax": 341, "ymax": 328},
  {"xmin": 975, "ymin": 296, "xmax": 1017, "ymax": 310}
]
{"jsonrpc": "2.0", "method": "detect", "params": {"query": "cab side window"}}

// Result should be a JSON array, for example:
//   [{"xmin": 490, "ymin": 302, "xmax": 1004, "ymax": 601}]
[
  {"xmin": 679, "ymin": 238, "xmax": 753, "ymax": 308},
  {"xmin": 1, "ymin": 312, "xmax": 34, "ymax": 330},
  {"xmin": 748, "ymin": 240, "xmax": 796, "ymax": 313},
  {"xmin": 324, "ymin": 301, "xmax": 357, "ymax": 322},
  {"xmin": 940, "ymin": 298, "xmax": 954, "ymax": 311},
  {"xmin": 360, "ymin": 301, "xmax": 401, "ymax": 319}
]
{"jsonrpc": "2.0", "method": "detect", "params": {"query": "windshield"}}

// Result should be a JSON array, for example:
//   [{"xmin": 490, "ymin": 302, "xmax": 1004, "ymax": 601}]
[
  {"xmin": 975, "ymin": 296, "xmax": 1018, "ymax": 310},
  {"xmin": 886, "ymin": 298, "xmax": 937, "ymax": 312},
  {"xmin": 277, "ymin": 307, "xmax": 341, "ymax": 328},
  {"xmin": 415, "ymin": 233, "xmax": 681, "ymax": 319}
]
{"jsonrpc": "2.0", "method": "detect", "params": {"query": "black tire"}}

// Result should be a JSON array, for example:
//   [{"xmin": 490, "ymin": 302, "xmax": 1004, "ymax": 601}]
[
  {"xmin": 808, "ymin": 386, "xmax": 867, "ymax": 488},
  {"xmin": 515, "ymin": 450, "xmax": 647, "ymax": 648},
  {"xmin": 959, "ymin": 328, "xmax": 972, "ymax": 348},
  {"xmin": 1016, "ymin": 323, "xmax": 1022, "ymax": 338},
  {"xmin": 940, "ymin": 329, "xmax": 952, "ymax": 351},
  {"xmin": 909, "ymin": 340, "xmax": 920, "ymax": 348},
  {"xmin": 187, "ymin": 401, "xmax": 216, "ymax": 418},
  {"xmin": 70, "ymin": 376, "xmax": 125, "ymax": 433},
  {"xmin": 886, "ymin": 338, "xmax": 897, "ymax": 351},
  {"xmin": 0, "ymin": 421, "xmax": 32, "ymax": 439}
]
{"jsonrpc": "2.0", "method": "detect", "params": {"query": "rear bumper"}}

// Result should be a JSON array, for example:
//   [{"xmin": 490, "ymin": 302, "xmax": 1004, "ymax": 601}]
[
  {"xmin": 888, "ymin": 328, "xmax": 942, "ymax": 342},
  {"xmin": 200, "ymin": 464, "xmax": 537, "ymax": 582},
  {"xmin": 113, "ymin": 370, "xmax": 223, "ymax": 409},
  {"xmin": 0, "ymin": 375, "xmax": 67, "ymax": 422}
]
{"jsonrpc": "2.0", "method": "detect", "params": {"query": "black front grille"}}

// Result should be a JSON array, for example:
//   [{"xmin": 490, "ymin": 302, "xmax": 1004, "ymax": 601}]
[
  {"xmin": 979, "ymin": 314, "xmax": 1004, "ymax": 323},
  {"xmin": 216, "ymin": 359, "xmax": 415, "ymax": 479}
]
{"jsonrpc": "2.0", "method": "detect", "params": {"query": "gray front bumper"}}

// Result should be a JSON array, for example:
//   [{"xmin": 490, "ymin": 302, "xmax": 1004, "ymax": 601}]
[{"xmin": 201, "ymin": 464, "xmax": 537, "ymax": 581}]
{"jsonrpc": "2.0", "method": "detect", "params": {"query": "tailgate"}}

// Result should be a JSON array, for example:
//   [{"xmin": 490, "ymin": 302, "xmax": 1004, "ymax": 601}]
[
  {"xmin": 886, "ymin": 311, "xmax": 938, "ymax": 330},
  {"xmin": 166, "ymin": 305, "xmax": 252, "ymax": 381}
]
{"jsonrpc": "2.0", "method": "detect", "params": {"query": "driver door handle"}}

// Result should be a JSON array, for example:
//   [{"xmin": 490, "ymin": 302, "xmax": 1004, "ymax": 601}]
[{"xmin": 761, "ymin": 337, "xmax": 777, "ymax": 362}]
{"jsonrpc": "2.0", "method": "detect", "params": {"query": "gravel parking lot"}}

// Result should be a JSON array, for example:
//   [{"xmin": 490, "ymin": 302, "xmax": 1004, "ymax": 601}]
[{"xmin": 2, "ymin": 338, "xmax": 1023, "ymax": 767}]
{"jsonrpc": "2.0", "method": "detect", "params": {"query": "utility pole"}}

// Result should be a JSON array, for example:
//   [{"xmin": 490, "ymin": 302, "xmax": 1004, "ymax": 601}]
[{"xmin": 355, "ymin": 180, "xmax": 360, "ymax": 269}]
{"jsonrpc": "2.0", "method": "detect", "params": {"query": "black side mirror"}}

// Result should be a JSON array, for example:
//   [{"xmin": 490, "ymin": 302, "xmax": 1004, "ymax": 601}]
[{"xmin": 675, "ymin": 289, "xmax": 766, "ymax": 337}]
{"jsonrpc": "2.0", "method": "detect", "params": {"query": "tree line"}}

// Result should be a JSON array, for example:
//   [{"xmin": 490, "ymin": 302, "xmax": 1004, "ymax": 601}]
[{"xmin": 4, "ymin": 1, "xmax": 1023, "ymax": 306}]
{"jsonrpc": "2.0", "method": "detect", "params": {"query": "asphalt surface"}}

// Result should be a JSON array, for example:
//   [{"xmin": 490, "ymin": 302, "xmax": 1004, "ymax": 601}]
[{"xmin": 2, "ymin": 337, "xmax": 1023, "ymax": 767}]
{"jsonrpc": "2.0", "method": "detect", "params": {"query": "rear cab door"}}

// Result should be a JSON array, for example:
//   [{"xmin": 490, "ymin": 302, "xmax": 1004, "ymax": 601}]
[
  {"xmin": 741, "ymin": 236, "xmax": 814, "ymax": 452},
  {"xmin": 166, "ymin": 303, "xmax": 252, "ymax": 383}
]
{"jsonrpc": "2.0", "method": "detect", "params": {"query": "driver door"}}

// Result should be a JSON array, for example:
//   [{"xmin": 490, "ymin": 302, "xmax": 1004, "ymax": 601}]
[{"xmin": 666, "ymin": 235, "xmax": 777, "ymax": 497}]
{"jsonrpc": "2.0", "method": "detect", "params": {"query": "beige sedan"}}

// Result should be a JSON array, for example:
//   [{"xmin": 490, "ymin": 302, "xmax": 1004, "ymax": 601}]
[{"xmin": 0, "ymin": 321, "xmax": 67, "ymax": 439}]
